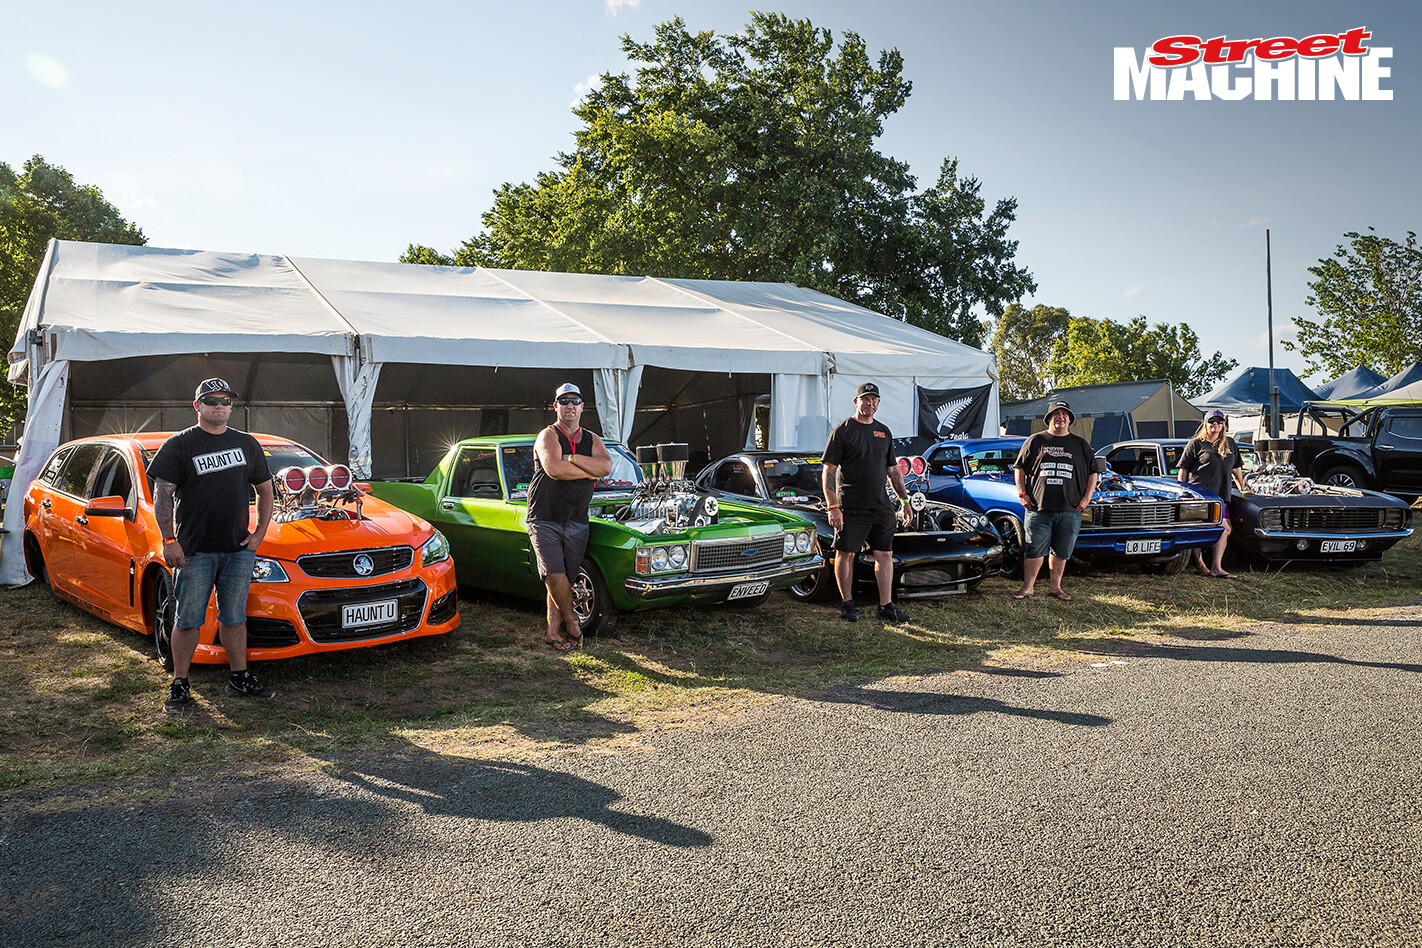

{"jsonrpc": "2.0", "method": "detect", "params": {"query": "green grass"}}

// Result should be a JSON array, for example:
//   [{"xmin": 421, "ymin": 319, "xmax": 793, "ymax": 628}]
[{"xmin": 1, "ymin": 531, "xmax": 1419, "ymax": 796}]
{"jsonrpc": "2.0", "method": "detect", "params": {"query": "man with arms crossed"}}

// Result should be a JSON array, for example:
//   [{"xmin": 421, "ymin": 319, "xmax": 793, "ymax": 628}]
[
  {"xmin": 527, "ymin": 383, "xmax": 612, "ymax": 650},
  {"xmin": 821, "ymin": 382, "xmax": 913, "ymax": 624},
  {"xmin": 151, "ymin": 378, "xmax": 275, "ymax": 714},
  {"xmin": 1012, "ymin": 400, "xmax": 1097, "ymax": 602}
]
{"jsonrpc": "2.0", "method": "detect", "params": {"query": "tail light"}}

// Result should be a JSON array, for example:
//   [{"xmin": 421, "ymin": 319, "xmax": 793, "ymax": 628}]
[
  {"xmin": 279, "ymin": 466, "xmax": 307, "ymax": 493},
  {"xmin": 304, "ymin": 466, "xmax": 329, "ymax": 491},
  {"xmin": 327, "ymin": 464, "xmax": 352, "ymax": 490}
]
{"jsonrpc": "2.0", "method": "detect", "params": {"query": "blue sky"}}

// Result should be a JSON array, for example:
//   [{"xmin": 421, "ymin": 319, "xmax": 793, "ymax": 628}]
[{"xmin": 7, "ymin": 1, "xmax": 1420, "ymax": 386}]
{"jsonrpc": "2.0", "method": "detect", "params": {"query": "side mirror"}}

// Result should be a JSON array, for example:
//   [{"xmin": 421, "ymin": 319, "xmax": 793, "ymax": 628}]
[{"xmin": 85, "ymin": 495, "xmax": 135, "ymax": 521}]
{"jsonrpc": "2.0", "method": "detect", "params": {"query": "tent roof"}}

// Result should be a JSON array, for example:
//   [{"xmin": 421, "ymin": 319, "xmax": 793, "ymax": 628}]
[
  {"xmin": 1193, "ymin": 366, "xmax": 1319, "ymax": 413},
  {"xmin": 1001, "ymin": 379, "xmax": 1186, "ymax": 419},
  {"xmin": 1313, "ymin": 364, "xmax": 1385, "ymax": 400},
  {"xmin": 11, "ymin": 240, "xmax": 996, "ymax": 381},
  {"xmin": 1352, "ymin": 361, "xmax": 1422, "ymax": 399}
]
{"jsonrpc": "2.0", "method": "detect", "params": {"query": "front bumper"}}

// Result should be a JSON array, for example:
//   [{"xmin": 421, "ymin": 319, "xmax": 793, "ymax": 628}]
[
  {"xmin": 1077, "ymin": 525, "xmax": 1224, "ymax": 559},
  {"xmin": 856, "ymin": 540, "xmax": 1005, "ymax": 597},
  {"xmin": 1247, "ymin": 526, "xmax": 1412, "ymax": 561},
  {"xmin": 623, "ymin": 554, "xmax": 824, "ymax": 602}
]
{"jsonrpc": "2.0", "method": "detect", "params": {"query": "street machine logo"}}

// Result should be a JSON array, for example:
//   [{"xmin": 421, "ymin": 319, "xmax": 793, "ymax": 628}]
[{"xmin": 1115, "ymin": 27, "xmax": 1393, "ymax": 100}]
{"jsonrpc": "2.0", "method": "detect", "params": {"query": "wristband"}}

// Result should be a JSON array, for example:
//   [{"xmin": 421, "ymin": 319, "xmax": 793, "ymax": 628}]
[
  {"xmin": 827, "ymin": 504, "xmax": 840, "ymax": 510},
  {"xmin": 162, "ymin": 537, "xmax": 179, "ymax": 546}
]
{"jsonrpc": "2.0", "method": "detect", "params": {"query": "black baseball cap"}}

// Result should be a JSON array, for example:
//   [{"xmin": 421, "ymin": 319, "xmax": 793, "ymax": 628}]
[
  {"xmin": 195, "ymin": 378, "xmax": 238, "ymax": 400},
  {"xmin": 855, "ymin": 382, "xmax": 881, "ymax": 399}
]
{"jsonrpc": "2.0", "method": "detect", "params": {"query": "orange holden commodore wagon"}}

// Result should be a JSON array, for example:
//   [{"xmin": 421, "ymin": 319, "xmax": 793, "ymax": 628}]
[{"xmin": 21, "ymin": 432, "xmax": 459, "ymax": 666}]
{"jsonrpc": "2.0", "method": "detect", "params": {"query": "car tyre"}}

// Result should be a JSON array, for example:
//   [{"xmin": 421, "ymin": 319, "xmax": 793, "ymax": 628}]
[
  {"xmin": 787, "ymin": 554, "xmax": 837, "ymax": 602},
  {"xmin": 989, "ymin": 514, "xmax": 1025, "ymax": 580},
  {"xmin": 571, "ymin": 560, "xmax": 616, "ymax": 637},
  {"xmin": 1140, "ymin": 550, "xmax": 1190, "ymax": 576},
  {"xmin": 1319, "ymin": 464, "xmax": 1368, "ymax": 490},
  {"xmin": 22, "ymin": 532, "xmax": 50, "ymax": 589},
  {"xmin": 147, "ymin": 569, "xmax": 176, "ymax": 672}
]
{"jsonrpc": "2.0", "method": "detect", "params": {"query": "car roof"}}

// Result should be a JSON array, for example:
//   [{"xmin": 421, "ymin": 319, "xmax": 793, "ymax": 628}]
[
  {"xmin": 61, "ymin": 431, "xmax": 307, "ymax": 451},
  {"xmin": 930, "ymin": 437, "xmax": 1024, "ymax": 450}
]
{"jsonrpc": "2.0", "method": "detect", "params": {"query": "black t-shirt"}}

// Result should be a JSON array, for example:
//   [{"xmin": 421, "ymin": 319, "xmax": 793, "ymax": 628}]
[
  {"xmin": 822, "ymin": 417, "xmax": 895, "ymax": 513},
  {"xmin": 527, "ymin": 426, "xmax": 596, "ymax": 523},
  {"xmin": 1014, "ymin": 432, "xmax": 1094, "ymax": 512},
  {"xmin": 148, "ymin": 426, "xmax": 272, "ymax": 554},
  {"xmin": 1179, "ymin": 436, "xmax": 1242, "ymax": 499}
]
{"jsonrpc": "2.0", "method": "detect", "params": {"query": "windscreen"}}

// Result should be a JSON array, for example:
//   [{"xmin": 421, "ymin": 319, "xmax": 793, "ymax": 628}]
[
  {"xmin": 761, "ymin": 457, "xmax": 825, "ymax": 497},
  {"xmin": 963, "ymin": 447, "xmax": 1018, "ymax": 475},
  {"xmin": 500, "ymin": 443, "xmax": 642, "ymax": 500}
]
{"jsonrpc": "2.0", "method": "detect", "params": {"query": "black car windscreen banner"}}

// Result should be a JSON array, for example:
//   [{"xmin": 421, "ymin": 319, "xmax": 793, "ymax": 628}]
[{"xmin": 917, "ymin": 383, "xmax": 992, "ymax": 440}]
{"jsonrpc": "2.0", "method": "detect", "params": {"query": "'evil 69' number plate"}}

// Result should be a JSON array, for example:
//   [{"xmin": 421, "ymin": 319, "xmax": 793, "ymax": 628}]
[
  {"xmin": 727, "ymin": 581, "xmax": 770, "ymax": 601},
  {"xmin": 1320, "ymin": 540, "xmax": 1357, "ymax": 553}
]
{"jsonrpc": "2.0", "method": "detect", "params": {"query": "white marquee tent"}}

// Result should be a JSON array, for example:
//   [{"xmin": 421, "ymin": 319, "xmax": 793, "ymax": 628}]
[{"xmin": 2, "ymin": 240, "xmax": 1000, "ymax": 583}]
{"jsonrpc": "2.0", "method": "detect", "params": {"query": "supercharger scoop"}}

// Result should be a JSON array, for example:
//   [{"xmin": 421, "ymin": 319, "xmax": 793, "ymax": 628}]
[{"xmin": 615, "ymin": 443, "xmax": 720, "ymax": 532}]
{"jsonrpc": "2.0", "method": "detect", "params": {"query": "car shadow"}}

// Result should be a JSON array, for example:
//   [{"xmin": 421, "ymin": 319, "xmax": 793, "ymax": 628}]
[
  {"xmin": 1054, "ymin": 632, "xmax": 1422, "ymax": 674},
  {"xmin": 816, "ymin": 683, "xmax": 1112, "ymax": 727}
]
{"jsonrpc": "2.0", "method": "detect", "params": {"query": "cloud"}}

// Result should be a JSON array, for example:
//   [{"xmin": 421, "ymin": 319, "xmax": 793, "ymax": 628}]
[
  {"xmin": 571, "ymin": 73, "xmax": 604, "ymax": 107},
  {"xmin": 1123, "ymin": 285, "xmax": 1143, "ymax": 298},
  {"xmin": 26, "ymin": 53, "xmax": 69, "ymax": 89},
  {"xmin": 1249, "ymin": 322, "xmax": 1296, "ymax": 349},
  {"xmin": 1242, "ymin": 215, "xmax": 1270, "ymax": 228},
  {"xmin": 606, "ymin": 0, "xmax": 640, "ymax": 14}
]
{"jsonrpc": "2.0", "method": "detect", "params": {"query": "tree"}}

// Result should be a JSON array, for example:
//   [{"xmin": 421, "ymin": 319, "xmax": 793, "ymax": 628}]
[
  {"xmin": 1285, "ymin": 228, "xmax": 1422, "ymax": 378},
  {"xmin": 988, "ymin": 303, "xmax": 1072, "ymax": 401},
  {"xmin": 404, "ymin": 13, "xmax": 1033, "ymax": 348},
  {"xmin": 1045, "ymin": 315, "xmax": 1236, "ymax": 399},
  {"xmin": 1, "ymin": 156, "xmax": 146, "ymax": 428}
]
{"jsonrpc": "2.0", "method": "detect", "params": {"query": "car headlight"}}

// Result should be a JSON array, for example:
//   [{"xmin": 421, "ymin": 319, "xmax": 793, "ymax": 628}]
[
  {"xmin": 1178, "ymin": 502, "xmax": 1211, "ymax": 522},
  {"xmin": 796, "ymin": 530, "xmax": 812, "ymax": 553},
  {"xmin": 784, "ymin": 533, "xmax": 796, "ymax": 556},
  {"xmin": 1080, "ymin": 506, "xmax": 1094, "ymax": 525},
  {"xmin": 651, "ymin": 546, "xmax": 670, "ymax": 570},
  {"xmin": 636, "ymin": 544, "xmax": 689, "ymax": 574},
  {"xmin": 668, "ymin": 544, "xmax": 688, "ymax": 568},
  {"xmin": 251, "ymin": 557, "xmax": 289, "ymax": 583},
  {"xmin": 420, "ymin": 530, "xmax": 450, "ymax": 566}
]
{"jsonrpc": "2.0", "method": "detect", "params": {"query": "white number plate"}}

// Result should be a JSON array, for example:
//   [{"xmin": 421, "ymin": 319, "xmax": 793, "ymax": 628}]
[
  {"xmin": 727, "ymin": 581, "xmax": 770, "ymax": 601},
  {"xmin": 1125, "ymin": 539, "xmax": 1162, "ymax": 555},
  {"xmin": 1320, "ymin": 540, "xmax": 1357, "ymax": 553},
  {"xmin": 342, "ymin": 599, "xmax": 399, "ymax": 628}
]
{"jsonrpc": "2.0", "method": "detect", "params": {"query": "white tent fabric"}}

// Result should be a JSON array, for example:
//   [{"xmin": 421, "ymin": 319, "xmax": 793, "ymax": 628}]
[
  {"xmin": 0, "ymin": 359, "xmax": 71, "ymax": 585},
  {"xmin": 5, "ymin": 240, "xmax": 1001, "ymax": 583}
]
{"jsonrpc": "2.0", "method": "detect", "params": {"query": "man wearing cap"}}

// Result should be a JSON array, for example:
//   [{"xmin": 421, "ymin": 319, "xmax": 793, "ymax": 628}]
[
  {"xmin": 821, "ymin": 382, "xmax": 913, "ymax": 623},
  {"xmin": 150, "ymin": 378, "xmax": 276, "ymax": 713},
  {"xmin": 1177, "ymin": 409, "xmax": 1245, "ymax": 578},
  {"xmin": 528, "ymin": 383, "xmax": 612, "ymax": 650},
  {"xmin": 1012, "ymin": 400, "xmax": 1097, "ymax": 601}
]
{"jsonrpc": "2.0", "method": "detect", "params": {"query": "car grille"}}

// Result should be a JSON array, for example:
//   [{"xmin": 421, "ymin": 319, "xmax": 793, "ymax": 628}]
[
  {"xmin": 296, "ymin": 546, "xmax": 414, "ymax": 579},
  {"xmin": 427, "ymin": 588, "xmax": 459, "ymax": 625},
  {"xmin": 246, "ymin": 618, "xmax": 300, "ymax": 648},
  {"xmin": 297, "ymin": 578, "xmax": 428, "ymax": 643},
  {"xmin": 690, "ymin": 535, "xmax": 784, "ymax": 574},
  {"xmin": 1261, "ymin": 507, "xmax": 1405, "ymax": 533},
  {"xmin": 1090, "ymin": 502, "xmax": 1188, "ymax": 528}
]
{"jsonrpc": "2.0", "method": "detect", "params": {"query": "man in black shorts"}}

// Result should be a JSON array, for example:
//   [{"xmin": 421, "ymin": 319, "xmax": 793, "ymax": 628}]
[
  {"xmin": 821, "ymin": 382, "xmax": 913, "ymax": 623},
  {"xmin": 527, "ymin": 383, "xmax": 612, "ymax": 650}
]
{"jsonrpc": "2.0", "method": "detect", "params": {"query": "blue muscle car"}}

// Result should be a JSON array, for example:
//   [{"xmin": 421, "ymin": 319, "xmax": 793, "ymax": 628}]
[{"xmin": 915, "ymin": 437, "xmax": 1227, "ymax": 575}]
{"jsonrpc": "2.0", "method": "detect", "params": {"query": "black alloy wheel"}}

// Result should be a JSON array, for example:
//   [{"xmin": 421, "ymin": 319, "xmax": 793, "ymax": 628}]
[
  {"xmin": 148, "ymin": 568, "xmax": 177, "ymax": 672},
  {"xmin": 989, "ymin": 514, "xmax": 1025, "ymax": 580}
]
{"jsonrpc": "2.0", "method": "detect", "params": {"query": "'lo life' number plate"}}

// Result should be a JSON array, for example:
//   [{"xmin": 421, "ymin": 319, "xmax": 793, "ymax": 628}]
[{"xmin": 1125, "ymin": 539, "xmax": 1162, "ymax": 555}]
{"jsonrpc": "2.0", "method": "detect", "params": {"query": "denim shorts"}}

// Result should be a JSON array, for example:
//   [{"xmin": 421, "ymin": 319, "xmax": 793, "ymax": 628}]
[
  {"xmin": 527, "ymin": 520, "xmax": 590, "ymax": 579},
  {"xmin": 175, "ymin": 548, "xmax": 257, "ymax": 629},
  {"xmin": 1024, "ymin": 509, "xmax": 1082, "ymax": 559}
]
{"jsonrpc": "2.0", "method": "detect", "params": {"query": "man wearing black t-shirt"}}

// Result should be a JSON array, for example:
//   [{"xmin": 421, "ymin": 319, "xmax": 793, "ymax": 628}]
[
  {"xmin": 821, "ymin": 382, "xmax": 913, "ymax": 624},
  {"xmin": 150, "ymin": 378, "xmax": 275, "ymax": 714},
  {"xmin": 1012, "ymin": 400, "xmax": 1097, "ymax": 602}
]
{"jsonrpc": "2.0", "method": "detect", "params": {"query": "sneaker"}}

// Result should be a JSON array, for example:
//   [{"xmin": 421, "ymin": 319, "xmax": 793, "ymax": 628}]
[
  {"xmin": 840, "ymin": 601, "xmax": 859, "ymax": 622},
  {"xmin": 877, "ymin": 602, "xmax": 911, "ymax": 624},
  {"xmin": 226, "ymin": 670, "xmax": 275, "ymax": 700},
  {"xmin": 163, "ymin": 678, "xmax": 191, "ymax": 715}
]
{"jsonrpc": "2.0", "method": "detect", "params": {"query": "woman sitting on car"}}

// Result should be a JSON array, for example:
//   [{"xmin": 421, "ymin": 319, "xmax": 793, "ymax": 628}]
[{"xmin": 1177, "ymin": 409, "xmax": 1247, "ymax": 578}]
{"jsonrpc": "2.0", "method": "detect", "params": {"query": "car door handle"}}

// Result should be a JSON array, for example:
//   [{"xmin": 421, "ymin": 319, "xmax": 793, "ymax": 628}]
[
  {"xmin": 40, "ymin": 499, "xmax": 51, "ymax": 510},
  {"xmin": 1377, "ymin": 444, "xmax": 1395, "ymax": 451},
  {"xmin": 76, "ymin": 515, "xmax": 89, "ymax": 526},
  {"xmin": 441, "ymin": 500, "xmax": 456, "ymax": 510}
]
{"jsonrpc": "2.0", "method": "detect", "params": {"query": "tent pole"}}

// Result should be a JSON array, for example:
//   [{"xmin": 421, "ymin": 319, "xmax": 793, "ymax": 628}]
[{"xmin": 1266, "ymin": 230, "xmax": 1279, "ymax": 438}]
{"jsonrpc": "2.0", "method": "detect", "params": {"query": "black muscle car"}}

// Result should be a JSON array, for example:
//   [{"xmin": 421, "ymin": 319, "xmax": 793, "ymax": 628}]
[
  {"xmin": 1099, "ymin": 439, "xmax": 1414, "ymax": 563},
  {"xmin": 695, "ymin": 452, "xmax": 1004, "ymax": 600}
]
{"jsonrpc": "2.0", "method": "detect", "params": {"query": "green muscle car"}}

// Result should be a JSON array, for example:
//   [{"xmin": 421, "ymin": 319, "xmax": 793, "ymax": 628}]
[{"xmin": 369, "ymin": 437, "xmax": 823, "ymax": 634}]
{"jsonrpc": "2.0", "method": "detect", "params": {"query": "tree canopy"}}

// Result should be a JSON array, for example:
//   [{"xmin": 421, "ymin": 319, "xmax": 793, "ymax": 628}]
[
  {"xmin": 1043, "ymin": 314, "xmax": 1236, "ymax": 400},
  {"xmin": 405, "ymin": 13, "xmax": 1033, "ymax": 348},
  {"xmin": 1285, "ymin": 228, "xmax": 1422, "ymax": 378},
  {"xmin": 0, "ymin": 156, "xmax": 146, "ymax": 430},
  {"xmin": 988, "ymin": 303, "xmax": 1071, "ymax": 401}
]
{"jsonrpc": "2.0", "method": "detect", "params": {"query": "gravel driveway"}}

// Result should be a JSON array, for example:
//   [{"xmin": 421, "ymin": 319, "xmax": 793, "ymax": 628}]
[{"xmin": 5, "ymin": 607, "xmax": 1421, "ymax": 947}]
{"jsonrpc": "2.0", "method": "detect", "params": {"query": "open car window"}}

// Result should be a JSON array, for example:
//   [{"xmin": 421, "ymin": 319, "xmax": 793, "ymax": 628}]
[{"xmin": 500, "ymin": 442, "xmax": 641, "ymax": 501}]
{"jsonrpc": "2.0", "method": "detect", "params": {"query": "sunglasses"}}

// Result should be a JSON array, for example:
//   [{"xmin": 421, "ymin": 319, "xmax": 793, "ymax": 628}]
[
  {"xmin": 557, "ymin": 397, "xmax": 583, "ymax": 406},
  {"xmin": 198, "ymin": 395, "xmax": 233, "ymax": 407},
  {"xmin": 1206, "ymin": 419, "xmax": 1225, "ymax": 425}
]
